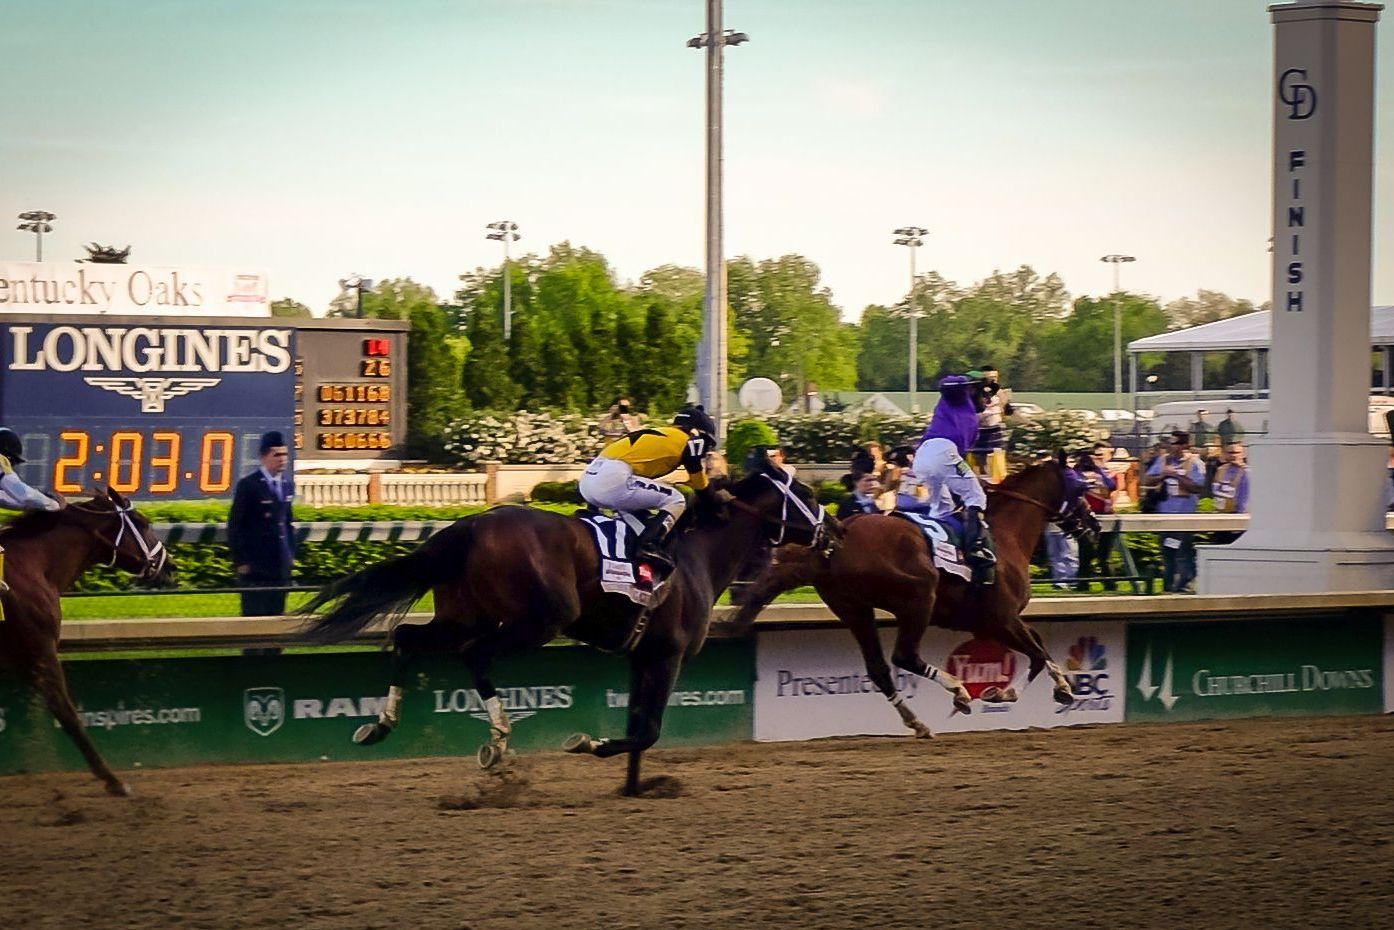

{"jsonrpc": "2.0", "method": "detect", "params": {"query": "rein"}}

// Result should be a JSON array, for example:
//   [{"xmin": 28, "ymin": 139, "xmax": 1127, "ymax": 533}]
[{"xmin": 985, "ymin": 485, "xmax": 1061, "ymax": 517}]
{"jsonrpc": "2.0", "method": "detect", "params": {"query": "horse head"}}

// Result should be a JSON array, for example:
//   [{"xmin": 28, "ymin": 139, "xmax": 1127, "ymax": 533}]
[
  {"xmin": 726, "ymin": 451, "xmax": 833, "ymax": 548},
  {"xmin": 1049, "ymin": 451, "xmax": 1101, "ymax": 545},
  {"xmin": 63, "ymin": 488, "xmax": 176, "ymax": 585}
]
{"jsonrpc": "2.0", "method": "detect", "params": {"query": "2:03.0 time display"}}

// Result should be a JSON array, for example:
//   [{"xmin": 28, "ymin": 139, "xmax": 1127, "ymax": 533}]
[{"xmin": 52, "ymin": 428, "xmax": 239, "ymax": 495}]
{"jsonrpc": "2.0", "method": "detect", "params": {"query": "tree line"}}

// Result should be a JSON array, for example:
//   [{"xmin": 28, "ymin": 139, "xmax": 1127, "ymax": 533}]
[{"xmin": 277, "ymin": 245, "xmax": 1262, "ymax": 458}]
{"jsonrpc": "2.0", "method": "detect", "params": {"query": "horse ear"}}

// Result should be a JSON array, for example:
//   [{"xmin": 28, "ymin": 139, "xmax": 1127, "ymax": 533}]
[
  {"xmin": 107, "ymin": 486, "xmax": 128, "ymax": 508},
  {"xmin": 1056, "ymin": 449, "xmax": 1069, "ymax": 469}
]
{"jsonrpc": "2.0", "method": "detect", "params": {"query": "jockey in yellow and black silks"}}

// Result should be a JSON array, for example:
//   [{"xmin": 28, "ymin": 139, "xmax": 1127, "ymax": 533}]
[{"xmin": 579, "ymin": 405, "xmax": 717, "ymax": 570}]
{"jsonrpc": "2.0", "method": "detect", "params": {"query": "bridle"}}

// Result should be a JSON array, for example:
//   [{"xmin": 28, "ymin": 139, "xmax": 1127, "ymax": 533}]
[
  {"xmin": 72, "ymin": 500, "xmax": 168, "ymax": 580},
  {"xmin": 726, "ymin": 473, "xmax": 832, "ymax": 547}
]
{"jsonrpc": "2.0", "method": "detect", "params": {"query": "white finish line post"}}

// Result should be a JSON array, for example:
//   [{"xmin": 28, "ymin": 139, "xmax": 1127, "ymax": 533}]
[{"xmin": 1200, "ymin": 1, "xmax": 1394, "ymax": 594}]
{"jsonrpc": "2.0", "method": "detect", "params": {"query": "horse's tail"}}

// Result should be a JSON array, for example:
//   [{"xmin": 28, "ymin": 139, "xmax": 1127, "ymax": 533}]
[
  {"xmin": 728, "ymin": 546, "xmax": 821, "ymax": 635},
  {"xmin": 299, "ymin": 524, "xmax": 470, "ymax": 644}
]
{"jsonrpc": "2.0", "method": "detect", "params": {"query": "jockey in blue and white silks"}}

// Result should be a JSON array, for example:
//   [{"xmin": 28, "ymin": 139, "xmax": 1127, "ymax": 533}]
[{"xmin": 910, "ymin": 375, "xmax": 996, "ymax": 582}]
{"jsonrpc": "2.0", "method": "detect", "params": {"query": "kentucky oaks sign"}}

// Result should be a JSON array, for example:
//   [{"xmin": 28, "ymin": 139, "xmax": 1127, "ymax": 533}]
[{"xmin": 0, "ymin": 262, "xmax": 269, "ymax": 317}]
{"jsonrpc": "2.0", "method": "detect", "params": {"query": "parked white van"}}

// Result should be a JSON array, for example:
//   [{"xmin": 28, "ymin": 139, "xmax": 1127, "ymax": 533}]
[{"xmin": 1146, "ymin": 397, "xmax": 1394, "ymax": 439}]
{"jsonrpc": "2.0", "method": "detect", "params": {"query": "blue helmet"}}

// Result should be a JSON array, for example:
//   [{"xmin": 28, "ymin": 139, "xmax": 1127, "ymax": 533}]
[
  {"xmin": 673, "ymin": 405, "xmax": 717, "ymax": 441},
  {"xmin": 0, "ymin": 427, "xmax": 23, "ymax": 464}
]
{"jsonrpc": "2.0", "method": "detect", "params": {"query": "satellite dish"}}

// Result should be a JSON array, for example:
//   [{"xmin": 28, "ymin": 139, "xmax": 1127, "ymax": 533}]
[{"xmin": 738, "ymin": 377, "xmax": 783, "ymax": 414}]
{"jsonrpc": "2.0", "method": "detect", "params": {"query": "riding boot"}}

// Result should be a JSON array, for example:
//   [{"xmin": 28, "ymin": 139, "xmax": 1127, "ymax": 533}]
[
  {"xmin": 964, "ymin": 506, "xmax": 997, "ymax": 585},
  {"xmin": 634, "ymin": 511, "xmax": 677, "ymax": 575}
]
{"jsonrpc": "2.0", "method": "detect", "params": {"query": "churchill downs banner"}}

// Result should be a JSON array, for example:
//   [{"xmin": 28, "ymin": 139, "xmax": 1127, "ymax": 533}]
[{"xmin": 0, "ymin": 262, "xmax": 269, "ymax": 316}]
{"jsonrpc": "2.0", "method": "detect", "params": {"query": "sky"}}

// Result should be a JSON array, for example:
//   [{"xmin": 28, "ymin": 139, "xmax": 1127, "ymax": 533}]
[{"xmin": 4, "ymin": 0, "xmax": 1394, "ymax": 319}]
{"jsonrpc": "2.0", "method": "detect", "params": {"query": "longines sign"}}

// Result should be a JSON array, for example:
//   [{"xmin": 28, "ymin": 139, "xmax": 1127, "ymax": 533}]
[{"xmin": 0, "ymin": 262, "xmax": 269, "ymax": 317}]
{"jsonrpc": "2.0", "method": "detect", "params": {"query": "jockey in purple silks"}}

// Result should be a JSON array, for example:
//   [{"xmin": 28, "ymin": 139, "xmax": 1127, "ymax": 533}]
[{"xmin": 911, "ymin": 374, "xmax": 997, "ymax": 583}]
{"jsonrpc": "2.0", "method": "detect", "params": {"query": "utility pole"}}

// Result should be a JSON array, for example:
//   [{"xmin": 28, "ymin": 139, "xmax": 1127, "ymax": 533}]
[
  {"xmin": 894, "ymin": 227, "xmax": 928, "ymax": 415},
  {"xmin": 486, "ymin": 221, "xmax": 521, "ymax": 341},
  {"xmin": 689, "ymin": 3, "xmax": 747, "ymax": 435},
  {"xmin": 17, "ymin": 210, "xmax": 55, "ymax": 261},
  {"xmin": 1100, "ymin": 253, "xmax": 1136, "ymax": 411}
]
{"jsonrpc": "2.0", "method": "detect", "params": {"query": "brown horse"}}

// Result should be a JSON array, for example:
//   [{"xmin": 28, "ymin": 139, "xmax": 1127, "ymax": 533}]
[
  {"xmin": 303, "ymin": 455, "xmax": 830, "ymax": 796},
  {"xmin": 0, "ymin": 489, "xmax": 174, "ymax": 795},
  {"xmin": 732, "ymin": 458, "xmax": 1099, "ymax": 737}
]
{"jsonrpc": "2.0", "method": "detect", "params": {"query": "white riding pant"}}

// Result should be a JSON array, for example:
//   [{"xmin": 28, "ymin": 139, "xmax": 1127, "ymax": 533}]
[
  {"xmin": 579, "ymin": 457, "xmax": 687, "ymax": 520},
  {"xmin": 910, "ymin": 438, "xmax": 987, "ymax": 518}
]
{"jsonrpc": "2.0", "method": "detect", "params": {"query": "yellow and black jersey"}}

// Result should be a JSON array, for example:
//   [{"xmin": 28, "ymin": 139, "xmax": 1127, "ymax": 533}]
[
  {"xmin": 600, "ymin": 426, "xmax": 710, "ymax": 490},
  {"xmin": 0, "ymin": 453, "xmax": 12, "ymax": 476}
]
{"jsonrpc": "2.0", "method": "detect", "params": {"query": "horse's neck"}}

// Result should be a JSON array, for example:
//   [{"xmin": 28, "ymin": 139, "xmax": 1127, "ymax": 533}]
[
  {"xmin": 675, "ymin": 509, "xmax": 767, "ymax": 606},
  {"xmin": 992, "ymin": 477, "xmax": 1057, "ymax": 555},
  {"xmin": 6, "ymin": 523, "xmax": 103, "ymax": 592}
]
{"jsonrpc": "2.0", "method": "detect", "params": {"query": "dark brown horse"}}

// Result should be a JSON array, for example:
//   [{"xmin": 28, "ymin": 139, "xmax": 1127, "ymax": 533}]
[
  {"xmin": 0, "ymin": 489, "xmax": 174, "ymax": 795},
  {"xmin": 303, "ymin": 455, "xmax": 830, "ymax": 795},
  {"xmin": 732, "ymin": 458, "xmax": 1099, "ymax": 737}
]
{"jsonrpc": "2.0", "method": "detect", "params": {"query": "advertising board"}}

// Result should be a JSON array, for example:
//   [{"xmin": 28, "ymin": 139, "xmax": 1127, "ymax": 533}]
[
  {"xmin": 0, "ymin": 640, "xmax": 753, "ymax": 776},
  {"xmin": 0, "ymin": 314, "xmax": 294, "ymax": 498},
  {"xmin": 1126, "ymin": 616, "xmax": 1383, "ymax": 722},
  {"xmin": 0, "ymin": 262, "xmax": 268, "ymax": 316},
  {"xmin": 753, "ymin": 622, "xmax": 1125, "ymax": 741}
]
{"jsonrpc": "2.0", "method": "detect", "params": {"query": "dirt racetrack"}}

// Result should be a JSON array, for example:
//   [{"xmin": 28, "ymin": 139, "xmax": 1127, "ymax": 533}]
[{"xmin": 4, "ymin": 714, "xmax": 1394, "ymax": 930}]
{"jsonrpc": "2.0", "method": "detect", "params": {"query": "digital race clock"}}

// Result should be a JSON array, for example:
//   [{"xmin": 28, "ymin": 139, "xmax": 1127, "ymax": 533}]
[{"xmin": 0, "ymin": 314, "xmax": 295, "ymax": 499}]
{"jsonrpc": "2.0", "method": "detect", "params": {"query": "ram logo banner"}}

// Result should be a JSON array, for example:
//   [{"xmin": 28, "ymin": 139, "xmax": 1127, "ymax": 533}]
[
  {"xmin": 83, "ymin": 376, "xmax": 222, "ymax": 413},
  {"xmin": 243, "ymin": 687, "xmax": 286, "ymax": 737}
]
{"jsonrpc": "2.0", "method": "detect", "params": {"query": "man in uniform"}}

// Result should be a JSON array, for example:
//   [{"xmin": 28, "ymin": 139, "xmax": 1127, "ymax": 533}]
[
  {"xmin": 228, "ymin": 431, "xmax": 296, "ymax": 616},
  {"xmin": 579, "ymin": 405, "xmax": 717, "ymax": 571}
]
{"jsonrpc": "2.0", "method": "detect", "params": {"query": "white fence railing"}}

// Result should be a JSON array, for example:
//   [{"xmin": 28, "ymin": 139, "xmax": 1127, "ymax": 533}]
[{"xmin": 380, "ymin": 473, "xmax": 488, "ymax": 506}]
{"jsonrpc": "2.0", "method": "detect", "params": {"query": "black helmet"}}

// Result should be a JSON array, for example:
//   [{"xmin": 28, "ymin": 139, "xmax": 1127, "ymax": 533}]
[
  {"xmin": 0, "ymin": 428, "xmax": 23, "ymax": 464},
  {"xmin": 673, "ymin": 404, "xmax": 717, "ymax": 440}
]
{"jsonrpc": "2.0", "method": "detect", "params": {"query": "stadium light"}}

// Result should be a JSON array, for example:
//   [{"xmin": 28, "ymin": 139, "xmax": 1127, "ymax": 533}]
[
  {"xmin": 689, "ymin": 2, "xmax": 748, "ymax": 437},
  {"xmin": 1100, "ymin": 254, "xmax": 1138, "ymax": 411},
  {"xmin": 17, "ymin": 210, "xmax": 56, "ymax": 262},
  {"xmin": 893, "ymin": 227, "xmax": 929, "ymax": 414},
  {"xmin": 486, "ymin": 221, "xmax": 521, "ymax": 340}
]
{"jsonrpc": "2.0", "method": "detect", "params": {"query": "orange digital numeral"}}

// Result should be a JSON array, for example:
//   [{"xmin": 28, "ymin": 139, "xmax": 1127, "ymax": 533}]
[
  {"xmin": 200, "ymin": 431, "xmax": 234, "ymax": 493},
  {"xmin": 149, "ymin": 431, "xmax": 181, "ymax": 493},
  {"xmin": 109, "ymin": 431, "xmax": 144, "ymax": 493},
  {"xmin": 54, "ymin": 431, "xmax": 89, "ymax": 494}
]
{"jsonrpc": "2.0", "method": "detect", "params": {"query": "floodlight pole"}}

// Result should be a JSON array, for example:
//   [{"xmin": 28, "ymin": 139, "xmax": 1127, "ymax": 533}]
[
  {"xmin": 1101, "ymin": 254, "xmax": 1136, "ymax": 411},
  {"xmin": 689, "ymin": 3, "xmax": 747, "ymax": 436},
  {"xmin": 486, "ymin": 221, "xmax": 521, "ymax": 340},
  {"xmin": 894, "ymin": 227, "xmax": 928, "ymax": 415},
  {"xmin": 17, "ymin": 210, "xmax": 55, "ymax": 262}
]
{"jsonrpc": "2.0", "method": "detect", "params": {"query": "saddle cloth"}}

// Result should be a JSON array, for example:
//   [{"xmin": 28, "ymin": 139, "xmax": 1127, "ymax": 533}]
[
  {"xmin": 889, "ymin": 511, "xmax": 972, "ymax": 582},
  {"xmin": 578, "ymin": 511, "xmax": 664, "ymax": 607}
]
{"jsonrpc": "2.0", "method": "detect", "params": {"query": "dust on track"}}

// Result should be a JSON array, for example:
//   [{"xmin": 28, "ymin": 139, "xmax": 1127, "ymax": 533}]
[{"xmin": 4, "ymin": 714, "xmax": 1393, "ymax": 930}]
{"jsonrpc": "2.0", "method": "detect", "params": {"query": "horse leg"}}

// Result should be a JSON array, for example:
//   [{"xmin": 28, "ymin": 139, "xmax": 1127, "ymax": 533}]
[
  {"xmin": 834, "ymin": 597, "xmax": 933, "ymax": 738},
  {"xmin": 564, "ymin": 650, "xmax": 682, "ymax": 797},
  {"xmin": 889, "ymin": 606, "xmax": 972, "ymax": 715},
  {"xmin": 996, "ymin": 616, "xmax": 1074, "ymax": 706},
  {"xmin": 463, "ymin": 636, "xmax": 513, "ymax": 770},
  {"xmin": 354, "ymin": 618, "xmax": 462, "ymax": 746},
  {"xmin": 30, "ymin": 647, "xmax": 127, "ymax": 796}
]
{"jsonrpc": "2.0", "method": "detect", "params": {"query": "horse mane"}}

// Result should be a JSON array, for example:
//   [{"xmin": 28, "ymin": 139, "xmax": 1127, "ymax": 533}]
[{"xmin": 0, "ymin": 497, "xmax": 108, "ymax": 541}]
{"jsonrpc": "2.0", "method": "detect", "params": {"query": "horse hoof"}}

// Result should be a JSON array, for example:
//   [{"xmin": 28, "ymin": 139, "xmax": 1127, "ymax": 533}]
[
  {"xmin": 913, "ymin": 725, "xmax": 934, "ymax": 739},
  {"xmin": 953, "ymin": 697, "xmax": 972, "ymax": 715},
  {"xmin": 1053, "ymin": 686, "xmax": 1075, "ymax": 707},
  {"xmin": 106, "ymin": 780, "xmax": 131, "ymax": 797},
  {"xmin": 477, "ymin": 742, "xmax": 504, "ymax": 769},
  {"xmin": 353, "ymin": 722, "xmax": 392, "ymax": 746},
  {"xmin": 562, "ymin": 733, "xmax": 596, "ymax": 755}
]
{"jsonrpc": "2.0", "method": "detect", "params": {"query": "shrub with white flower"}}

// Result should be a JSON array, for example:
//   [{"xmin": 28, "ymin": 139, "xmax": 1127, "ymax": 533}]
[{"xmin": 444, "ymin": 411, "xmax": 604, "ymax": 467}]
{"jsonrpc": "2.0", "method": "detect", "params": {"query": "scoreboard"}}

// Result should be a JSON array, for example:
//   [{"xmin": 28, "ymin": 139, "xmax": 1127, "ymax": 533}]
[
  {"xmin": 292, "ymin": 318, "xmax": 408, "ymax": 459},
  {"xmin": 0, "ymin": 313, "xmax": 407, "ymax": 499}
]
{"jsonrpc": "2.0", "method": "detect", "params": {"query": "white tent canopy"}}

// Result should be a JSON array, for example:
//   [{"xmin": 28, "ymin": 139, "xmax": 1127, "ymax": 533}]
[{"xmin": 1128, "ymin": 306, "xmax": 1394, "ymax": 353}]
